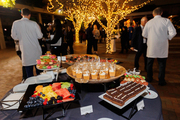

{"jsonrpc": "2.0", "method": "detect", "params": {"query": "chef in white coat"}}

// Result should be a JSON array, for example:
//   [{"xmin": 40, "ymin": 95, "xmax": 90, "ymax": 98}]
[
  {"xmin": 142, "ymin": 7, "xmax": 177, "ymax": 86},
  {"xmin": 11, "ymin": 8, "xmax": 43, "ymax": 78}
]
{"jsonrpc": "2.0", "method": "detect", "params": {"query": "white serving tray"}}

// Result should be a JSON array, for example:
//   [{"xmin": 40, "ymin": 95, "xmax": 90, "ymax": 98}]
[{"xmin": 98, "ymin": 86, "xmax": 149, "ymax": 109}]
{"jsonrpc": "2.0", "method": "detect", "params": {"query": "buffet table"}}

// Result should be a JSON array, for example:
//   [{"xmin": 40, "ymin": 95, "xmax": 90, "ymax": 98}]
[{"xmin": 0, "ymin": 73, "xmax": 163, "ymax": 120}]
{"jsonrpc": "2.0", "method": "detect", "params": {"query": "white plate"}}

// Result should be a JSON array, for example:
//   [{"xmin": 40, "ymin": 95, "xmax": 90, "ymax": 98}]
[
  {"xmin": 143, "ymin": 90, "xmax": 158, "ymax": 99},
  {"xmin": 24, "ymin": 76, "xmax": 37, "ymax": 84},
  {"xmin": 37, "ymin": 67, "xmax": 59, "ymax": 71},
  {"xmin": 99, "ymin": 86, "xmax": 149, "ymax": 109},
  {"xmin": 97, "ymin": 118, "xmax": 113, "ymax": 120}
]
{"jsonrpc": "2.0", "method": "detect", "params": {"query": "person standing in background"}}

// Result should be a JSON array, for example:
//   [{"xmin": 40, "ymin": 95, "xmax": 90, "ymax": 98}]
[
  {"xmin": 142, "ymin": 7, "xmax": 177, "ymax": 86},
  {"xmin": 92, "ymin": 24, "xmax": 100, "ymax": 54},
  {"xmin": 11, "ymin": 8, "xmax": 43, "ymax": 78},
  {"xmin": 86, "ymin": 23, "xmax": 93, "ymax": 54},
  {"xmin": 45, "ymin": 19, "xmax": 65, "ymax": 56},
  {"xmin": 131, "ymin": 17, "xmax": 148, "ymax": 71},
  {"xmin": 120, "ymin": 26, "xmax": 129, "ymax": 53},
  {"xmin": 66, "ymin": 26, "xmax": 74, "ymax": 54},
  {"xmin": 128, "ymin": 22, "xmax": 134, "ymax": 48}
]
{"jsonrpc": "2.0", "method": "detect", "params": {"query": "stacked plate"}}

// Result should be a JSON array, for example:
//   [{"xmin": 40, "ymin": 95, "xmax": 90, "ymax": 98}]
[
  {"xmin": 36, "ymin": 74, "xmax": 52, "ymax": 84},
  {"xmin": 24, "ymin": 74, "xmax": 52, "ymax": 84},
  {"xmin": 13, "ymin": 83, "xmax": 30, "ymax": 93}
]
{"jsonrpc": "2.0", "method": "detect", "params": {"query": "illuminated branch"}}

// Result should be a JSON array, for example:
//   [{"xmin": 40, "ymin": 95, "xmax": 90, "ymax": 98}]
[
  {"xmin": 92, "ymin": 0, "xmax": 152, "ymax": 54},
  {"xmin": 0, "ymin": 0, "xmax": 15, "ymax": 8}
]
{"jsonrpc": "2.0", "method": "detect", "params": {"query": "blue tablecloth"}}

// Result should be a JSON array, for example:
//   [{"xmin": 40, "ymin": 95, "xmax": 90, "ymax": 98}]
[{"xmin": 0, "ymin": 74, "xmax": 163, "ymax": 120}]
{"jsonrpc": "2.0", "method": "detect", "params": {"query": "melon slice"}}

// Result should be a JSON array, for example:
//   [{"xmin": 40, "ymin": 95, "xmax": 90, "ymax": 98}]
[
  {"xmin": 52, "ymin": 83, "xmax": 62, "ymax": 91},
  {"xmin": 55, "ymin": 88, "xmax": 71, "ymax": 99}
]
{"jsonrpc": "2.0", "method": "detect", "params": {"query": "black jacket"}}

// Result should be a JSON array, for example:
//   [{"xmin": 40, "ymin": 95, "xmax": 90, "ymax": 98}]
[
  {"xmin": 131, "ymin": 26, "xmax": 145, "ymax": 51},
  {"xmin": 46, "ymin": 28, "xmax": 64, "ymax": 45}
]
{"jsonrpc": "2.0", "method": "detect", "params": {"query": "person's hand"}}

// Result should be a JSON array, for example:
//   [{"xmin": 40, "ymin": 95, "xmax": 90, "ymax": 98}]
[
  {"xmin": 42, "ymin": 38, "xmax": 46, "ymax": 41},
  {"xmin": 130, "ymin": 47, "xmax": 134, "ymax": 51}
]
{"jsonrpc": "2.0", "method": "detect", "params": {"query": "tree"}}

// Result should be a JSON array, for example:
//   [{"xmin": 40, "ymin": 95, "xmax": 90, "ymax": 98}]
[
  {"xmin": 47, "ymin": 0, "xmax": 95, "ymax": 43},
  {"xmin": 92, "ymin": 0, "xmax": 152, "ymax": 54},
  {"xmin": 0, "ymin": 0, "xmax": 15, "ymax": 8}
]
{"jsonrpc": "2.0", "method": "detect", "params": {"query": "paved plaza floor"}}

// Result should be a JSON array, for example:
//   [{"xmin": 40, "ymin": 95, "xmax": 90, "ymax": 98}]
[{"xmin": 0, "ymin": 37, "xmax": 180, "ymax": 120}]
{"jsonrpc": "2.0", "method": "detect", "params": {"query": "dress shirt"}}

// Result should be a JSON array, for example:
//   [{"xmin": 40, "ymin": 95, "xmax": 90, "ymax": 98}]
[
  {"xmin": 11, "ymin": 18, "xmax": 43, "ymax": 66},
  {"xmin": 140, "ymin": 25, "xmax": 146, "ymax": 43},
  {"xmin": 142, "ymin": 15, "xmax": 176, "ymax": 58}
]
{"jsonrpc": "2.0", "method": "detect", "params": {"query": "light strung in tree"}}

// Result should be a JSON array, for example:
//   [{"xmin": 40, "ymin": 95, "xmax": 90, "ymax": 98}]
[
  {"xmin": 91, "ymin": 0, "xmax": 152, "ymax": 54},
  {"xmin": 47, "ymin": 0, "xmax": 152, "ymax": 51},
  {"xmin": 0, "ymin": 0, "xmax": 15, "ymax": 8},
  {"xmin": 47, "ymin": 0, "xmax": 95, "ymax": 43}
]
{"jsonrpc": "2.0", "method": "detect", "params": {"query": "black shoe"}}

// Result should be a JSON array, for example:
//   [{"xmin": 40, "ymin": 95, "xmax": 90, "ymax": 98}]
[{"xmin": 158, "ymin": 82, "xmax": 167, "ymax": 86}]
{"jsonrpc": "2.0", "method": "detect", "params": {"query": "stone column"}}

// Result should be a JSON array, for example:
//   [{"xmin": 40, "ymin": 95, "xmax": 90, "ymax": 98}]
[
  {"xmin": 0, "ymin": 18, "xmax": 6, "ymax": 49},
  {"xmin": 38, "ymin": 13, "xmax": 42, "ymax": 24}
]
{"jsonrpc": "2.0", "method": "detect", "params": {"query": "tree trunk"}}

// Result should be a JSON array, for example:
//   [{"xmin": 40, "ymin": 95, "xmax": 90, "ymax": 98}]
[
  {"xmin": 106, "ymin": 31, "xmax": 112, "ymax": 54},
  {"xmin": 75, "ymin": 29, "xmax": 80, "ymax": 43}
]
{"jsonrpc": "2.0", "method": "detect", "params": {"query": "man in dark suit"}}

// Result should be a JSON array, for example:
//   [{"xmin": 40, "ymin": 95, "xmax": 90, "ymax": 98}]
[
  {"xmin": 131, "ymin": 17, "xmax": 148, "ymax": 71},
  {"xmin": 86, "ymin": 23, "xmax": 93, "ymax": 54}
]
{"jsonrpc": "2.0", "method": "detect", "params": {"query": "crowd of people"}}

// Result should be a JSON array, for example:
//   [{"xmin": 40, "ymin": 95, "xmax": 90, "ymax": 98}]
[{"xmin": 11, "ymin": 7, "xmax": 177, "ymax": 86}]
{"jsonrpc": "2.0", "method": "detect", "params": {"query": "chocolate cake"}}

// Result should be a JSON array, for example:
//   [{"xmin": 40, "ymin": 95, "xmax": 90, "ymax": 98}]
[{"xmin": 103, "ymin": 81, "xmax": 146, "ymax": 106}]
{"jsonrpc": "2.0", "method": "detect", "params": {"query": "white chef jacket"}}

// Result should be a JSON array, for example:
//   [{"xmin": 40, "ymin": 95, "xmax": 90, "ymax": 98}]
[
  {"xmin": 142, "ymin": 15, "xmax": 176, "ymax": 58},
  {"xmin": 11, "ymin": 18, "xmax": 43, "ymax": 66}
]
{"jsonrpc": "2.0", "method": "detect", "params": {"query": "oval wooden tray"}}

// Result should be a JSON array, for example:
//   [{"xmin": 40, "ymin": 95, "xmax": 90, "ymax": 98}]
[{"xmin": 67, "ymin": 65, "xmax": 126, "ymax": 84}]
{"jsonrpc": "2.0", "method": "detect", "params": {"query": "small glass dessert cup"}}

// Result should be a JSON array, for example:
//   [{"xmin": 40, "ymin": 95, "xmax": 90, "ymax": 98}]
[
  {"xmin": 109, "ymin": 68, "xmax": 116, "ymax": 77},
  {"xmin": 99, "ymin": 70, "xmax": 106, "ymax": 79},
  {"xmin": 91, "ymin": 70, "xmax": 98, "ymax": 80},
  {"xmin": 83, "ymin": 70, "xmax": 90, "ymax": 80},
  {"xmin": 76, "ymin": 69, "xmax": 82, "ymax": 79},
  {"xmin": 109, "ymin": 63, "xmax": 116, "ymax": 77}
]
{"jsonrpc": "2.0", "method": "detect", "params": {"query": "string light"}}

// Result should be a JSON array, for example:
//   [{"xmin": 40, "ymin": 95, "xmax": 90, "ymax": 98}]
[
  {"xmin": 91, "ymin": 0, "xmax": 152, "ymax": 54},
  {"xmin": 0, "ymin": 0, "xmax": 15, "ymax": 8},
  {"xmin": 47, "ymin": 0, "xmax": 152, "ymax": 52}
]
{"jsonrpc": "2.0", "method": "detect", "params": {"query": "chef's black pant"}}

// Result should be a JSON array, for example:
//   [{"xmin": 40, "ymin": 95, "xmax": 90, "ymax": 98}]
[{"xmin": 147, "ymin": 58, "xmax": 167, "ymax": 84}]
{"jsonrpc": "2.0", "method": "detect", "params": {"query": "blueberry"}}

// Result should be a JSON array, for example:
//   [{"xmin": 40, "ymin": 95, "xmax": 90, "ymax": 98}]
[
  {"xmin": 51, "ymin": 97, "xmax": 55, "ymax": 100},
  {"xmin": 34, "ymin": 101, "xmax": 37, "ymax": 104},
  {"xmin": 40, "ymin": 92, "xmax": 42, "ymax": 94},
  {"xmin": 42, "ymin": 94, "xmax": 45, "ymax": 97},
  {"xmin": 24, "ymin": 105, "xmax": 28, "ymax": 108},
  {"xmin": 39, "ymin": 98, "xmax": 43, "ymax": 101}
]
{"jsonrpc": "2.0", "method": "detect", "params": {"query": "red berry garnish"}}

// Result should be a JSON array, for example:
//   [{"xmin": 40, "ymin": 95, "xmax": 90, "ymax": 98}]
[
  {"xmin": 57, "ymin": 100, "xmax": 62, "ymax": 103},
  {"xmin": 34, "ymin": 91, "xmax": 37, "ymax": 93},
  {"xmin": 49, "ymin": 84, "xmax": 52, "ymax": 86},
  {"xmin": 38, "ymin": 93, "xmax": 41, "ymax": 96},
  {"xmin": 70, "ymin": 84, "xmax": 73, "ymax": 88},
  {"xmin": 43, "ymin": 101, "xmax": 47, "ymax": 105},
  {"xmin": 71, "ymin": 94, "xmax": 75, "ymax": 98},
  {"xmin": 45, "ymin": 98, "xmax": 48, "ymax": 102},
  {"xmin": 56, "ymin": 85, "xmax": 61, "ymax": 89},
  {"xmin": 70, "ymin": 87, "xmax": 73, "ymax": 90}
]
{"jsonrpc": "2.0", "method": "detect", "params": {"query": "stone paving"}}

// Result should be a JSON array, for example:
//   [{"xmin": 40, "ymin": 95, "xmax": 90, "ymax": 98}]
[{"xmin": 0, "ymin": 37, "xmax": 180, "ymax": 120}]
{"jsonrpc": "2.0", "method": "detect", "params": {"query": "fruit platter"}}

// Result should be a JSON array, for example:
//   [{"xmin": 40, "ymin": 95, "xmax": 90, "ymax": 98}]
[{"xmin": 18, "ymin": 82, "xmax": 79, "ymax": 111}]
